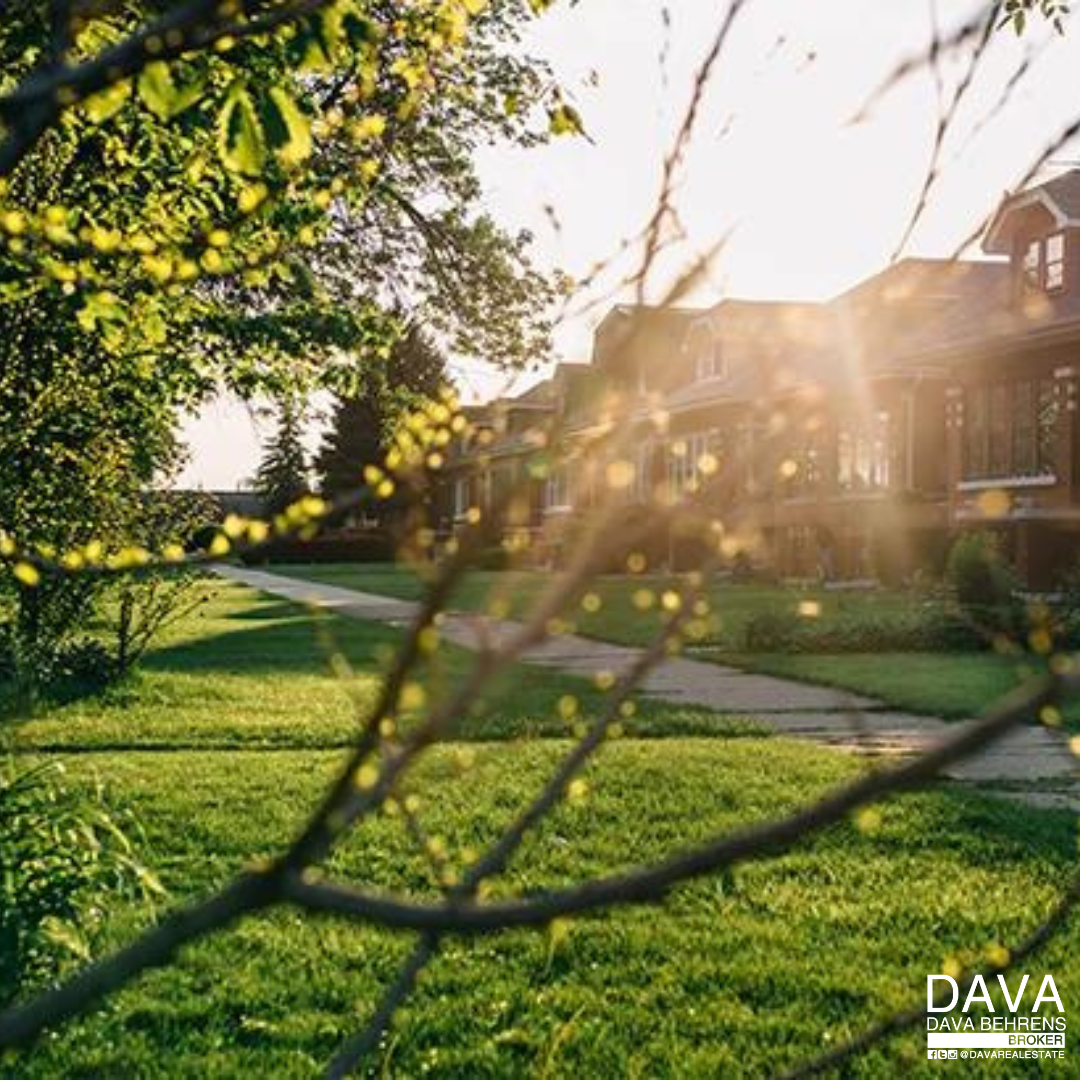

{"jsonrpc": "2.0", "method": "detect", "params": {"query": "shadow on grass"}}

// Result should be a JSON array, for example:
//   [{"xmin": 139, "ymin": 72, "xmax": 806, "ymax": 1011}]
[
  {"xmin": 143, "ymin": 606, "xmax": 398, "ymax": 676},
  {"xmin": 215, "ymin": 600, "xmax": 314, "ymax": 623},
  {"xmin": 806, "ymin": 779, "xmax": 1080, "ymax": 870}
]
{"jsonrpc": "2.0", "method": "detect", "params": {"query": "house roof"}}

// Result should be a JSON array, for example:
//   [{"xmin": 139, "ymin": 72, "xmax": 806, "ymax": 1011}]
[
  {"xmin": 591, "ymin": 304, "xmax": 701, "ymax": 369},
  {"xmin": 731, "ymin": 260, "xmax": 1013, "ymax": 397},
  {"xmin": 983, "ymin": 169, "xmax": 1080, "ymax": 254},
  {"xmin": 457, "ymin": 176, "xmax": 1080, "ymax": 440},
  {"xmin": 853, "ymin": 259, "xmax": 1011, "ymax": 358}
]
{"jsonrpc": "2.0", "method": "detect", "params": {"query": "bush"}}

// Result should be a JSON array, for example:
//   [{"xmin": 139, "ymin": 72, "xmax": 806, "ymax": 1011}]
[
  {"xmin": 474, "ymin": 545, "xmax": 511, "ymax": 571},
  {"xmin": 743, "ymin": 611, "xmax": 797, "ymax": 651},
  {"xmin": 1, "ymin": 491, "xmax": 215, "ymax": 710},
  {"xmin": 945, "ymin": 531, "xmax": 1021, "ymax": 635},
  {"xmin": 242, "ymin": 529, "xmax": 395, "ymax": 565},
  {"xmin": 742, "ymin": 608, "xmax": 982, "ymax": 654},
  {"xmin": 0, "ymin": 759, "xmax": 163, "ymax": 1005}
]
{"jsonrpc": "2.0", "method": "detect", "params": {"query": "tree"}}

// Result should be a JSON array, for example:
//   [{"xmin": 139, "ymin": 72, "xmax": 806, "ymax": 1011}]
[
  {"xmin": 0, "ymin": 1, "xmax": 565, "ymax": 689},
  {"xmin": 0, "ymin": 2, "xmax": 563, "ymax": 399},
  {"xmin": 317, "ymin": 322, "xmax": 447, "ymax": 503},
  {"xmin": 255, "ymin": 403, "xmax": 310, "ymax": 517},
  {"xmin": 0, "ymin": 293, "xmax": 180, "ymax": 698}
]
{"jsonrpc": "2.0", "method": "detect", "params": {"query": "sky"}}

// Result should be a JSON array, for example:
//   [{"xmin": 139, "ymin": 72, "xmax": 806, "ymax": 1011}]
[{"xmin": 176, "ymin": 0, "xmax": 1080, "ymax": 489}]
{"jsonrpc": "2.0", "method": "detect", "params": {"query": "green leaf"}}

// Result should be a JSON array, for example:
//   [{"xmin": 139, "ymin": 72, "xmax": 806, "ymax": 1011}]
[
  {"xmin": 77, "ymin": 291, "xmax": 123, "ymax": 332},
  {"xmin": 137, "ymin": 62, "xmax": 204, "ymax": 121},
  {"xmin": 83, "ymin": 80, "xmax": 131, "ymax": 124},
  {"xmin": 264, "ymin": 88, "xmax": 312, "ymax": 167},
  {"xmin": 39, "ymin": 916, "xmax": 91, "ymax": 962},
  {"xmin": 548, "ymin": 103, "xmax": 584, "ymax": 137},
  {"xmin": 217, "ymin": 84, "xmax": 266, "ymax": 176}
]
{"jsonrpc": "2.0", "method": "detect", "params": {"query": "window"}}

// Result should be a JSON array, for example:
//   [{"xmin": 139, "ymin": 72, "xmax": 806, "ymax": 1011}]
[
  {"xmin": 1022, "ymin": 232, "xmax": 1067, "ymax": 293},
  {"xmin": 634, "ymin": 441, "xmax": 654, "ymax": 502},
  {"xmin": 453, "ymin": 477, "xmax": 469, "ymax": 519},
  {"xmin": 695, "ymin": 342, "xmax": 723, "ymax": 382},
  {"xmin": 665, "ymin": 432, "xmax": 719, "ymax": 499},
  {"xmin": 544, "ymin": 467, "xmax": 571, "ymax": 511},
  {"xmin": 1046, "ymin": 232, "xmax": 1066, "ymax": 291},
  {"xmin": 963, "ymin": 379, "xmax": 1058, "ymax": 480},
  {"xmin": 1023, "ymin": 240, "xmax": 1042, "ymax": 292},
  {"xmin": 1037, "ymin": 379, "xmax": 1059, "ymax": 472},
  {"xmin": 836, "ymin": 412, "xmax": 891, "ymax": 492},
  {"xmin": 666, "ymin": 440, "xmax": 693, "ymax": 498},
  {"xmin": 1012, "ymin": 381, "xmax": 1036, "ymax": 475},
  {"xmin": 686, "ymin": 324, "xmax": 723, "ymax": 383},
  {"xmin": 783, "ymin": 431, "xmax": 824, "ymax": 496},
  {"xmin": 988, "ymin": 384, "xmax": 1009, "ymax": 476},
  {"xmin": 963, "ymin": 386, "xmax": 988, "ymax": 479}
]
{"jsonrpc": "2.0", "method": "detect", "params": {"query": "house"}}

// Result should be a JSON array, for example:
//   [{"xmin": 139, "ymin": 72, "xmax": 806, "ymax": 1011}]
[
  {"xmin": 942, "ymin": 170, "xmax": 1080, "ymax": 588},
  {"xmin": 437, "ymin": 170, "xmax": 1080, "ymax": 586}
]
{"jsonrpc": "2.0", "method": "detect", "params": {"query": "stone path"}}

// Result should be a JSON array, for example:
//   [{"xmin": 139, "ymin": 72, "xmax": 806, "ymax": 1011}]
[{"xmin": 216, "ymin": 566, "xmax": 1078, "ymax": 799}]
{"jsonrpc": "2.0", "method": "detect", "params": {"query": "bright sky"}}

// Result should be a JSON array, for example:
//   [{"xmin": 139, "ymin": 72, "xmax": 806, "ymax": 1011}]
[{"xmin": 177, "ymin": 0, "xmax": 1080, "ymax": 489}]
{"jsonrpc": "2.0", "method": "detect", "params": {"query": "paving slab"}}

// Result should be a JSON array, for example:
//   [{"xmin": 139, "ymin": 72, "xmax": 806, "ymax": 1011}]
[{"xmin": 214, "ymin": 566, "xmax": 1079, "ymax": 791}]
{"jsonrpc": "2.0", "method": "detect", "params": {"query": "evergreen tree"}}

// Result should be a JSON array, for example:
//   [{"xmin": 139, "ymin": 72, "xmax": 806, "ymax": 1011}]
[
  {"xmin": 317, "ymin": 325, "xmax": 447, "ymax": 502},
  {"xmin": 256, "ymin": 404, "xmax": 310, "ymax": 516}
]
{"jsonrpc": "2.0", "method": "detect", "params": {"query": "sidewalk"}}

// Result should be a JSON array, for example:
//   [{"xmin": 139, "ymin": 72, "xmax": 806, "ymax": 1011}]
[{"xmin": 216, "ymin": 566, "xmax": 1078, "ymax": 799}]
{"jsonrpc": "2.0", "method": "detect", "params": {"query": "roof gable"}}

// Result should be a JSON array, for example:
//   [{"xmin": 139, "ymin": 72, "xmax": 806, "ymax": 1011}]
[{"xmin": 984, "ymin": 170, "xmax": 1080, "ymax": 254}]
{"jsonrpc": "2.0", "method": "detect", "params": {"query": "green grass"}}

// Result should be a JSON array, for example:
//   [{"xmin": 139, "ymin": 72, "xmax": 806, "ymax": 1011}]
[
  {"xmin": 728, "ymin": 652, "xmax": 1059, "ymax": 721},
  {"xmin": 12, "ymin": 583, "xmax": 762, "ymax": 751},
  {"xmin": 269, "ymin": 564, "xmax": 1056, "ymax": 721},
  {"xmin": 5, "ymin": 583, "xmax": 1080, "ymax": 1077},
  {"xmin": 266, "ymin": 562, "xmax": 924, "ymax": 650}
]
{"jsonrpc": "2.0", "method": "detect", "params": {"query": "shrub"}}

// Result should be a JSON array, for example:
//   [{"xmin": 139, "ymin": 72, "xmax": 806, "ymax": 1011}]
[
  {"xmin": 0, "ymin": 492, "xmax": 215, "ymax": 710},
  {"xmin": 742, "ymin": 608, "xmax": 982, "ymax": 653},
  {"xmin": 0, "ymin": 759, "xmax": 163, "ymax": 1006},
  {"xmin": 945, "ymin": 530, "xmax": 1021, "ymax": 635},
  {"xmin": 242, "ymin": 529, "xmax": 395, "ymax": 565},
  {"xmin": 743, "ymin": 611, "xmax": 798, "ymax": 651}
]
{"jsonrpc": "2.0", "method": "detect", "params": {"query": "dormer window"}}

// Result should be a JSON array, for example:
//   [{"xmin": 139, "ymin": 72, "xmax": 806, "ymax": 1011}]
[
  {"xmin": 695, "ymin": 341, "xmax": 723, "ymax": 382},
  {"xmin": 1022, "ymin": 232, "xmax": 1067, "ymax": 293},
  {"xmin": 1046, "ymin": 232, "xmax": 1066, "ymax": 290},
  {"xmin": 1023, "ymin": 240, "xmax": 1040, "ymax": 291},
  {"xmin": 684, "ymin": 322, "xmax": 724, "ymax": 384}
]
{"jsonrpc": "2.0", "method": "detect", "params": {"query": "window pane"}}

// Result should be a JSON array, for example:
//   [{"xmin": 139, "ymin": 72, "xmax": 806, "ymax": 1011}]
[
  {"xmin": 837, "ymin": 431, "xmax": 852, "ymax": 489},
  {"xmin": 1013, "ymin": 381, "xmax": 1036, "ymax": 475},
  {"xmin": 964, "ymin": 386, "xmax": 988, "ymax": 479},
  {"xmin": 988, "ymin": 384, "xmax": 1009, "ymax": 475},
  {"xmin": 1044, "ymin": 233, "xmax": 1065, "ymax": 290},
  {"xmin": 1037, "ymin": 380, "xmax": 1058, "ymax": 474},
  {"xmin": 1023, "ymin": 240, "xmax": 1042, "ymax": 291}
]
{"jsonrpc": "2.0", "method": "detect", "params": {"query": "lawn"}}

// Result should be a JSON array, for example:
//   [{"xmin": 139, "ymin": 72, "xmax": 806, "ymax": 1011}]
[
  {"xmin": 268, "ymin": 563, "xmax": 1050, "ymax": 720},
  {"xmin": 264, "ymin": 562, "xmax": 923, "ymax": 650},
  {"xmin": 732, "ymin": 652, "xmax": 1050, "ymax": 720},
  {"xmin": 5, "ymin": 582, "xmax": 1079, "ymax": 1077}
]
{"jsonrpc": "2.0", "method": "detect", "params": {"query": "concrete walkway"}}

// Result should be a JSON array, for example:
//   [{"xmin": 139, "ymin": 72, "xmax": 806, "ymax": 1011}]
[{"xmin": 216, "ymin": 566, "xmax": 1078, "ymax": 797}]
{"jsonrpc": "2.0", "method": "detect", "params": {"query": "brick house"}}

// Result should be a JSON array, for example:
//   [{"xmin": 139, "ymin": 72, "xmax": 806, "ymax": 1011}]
[
  {"xmin": 436, "ymin": 170, "xmax": 1080, "ymax": 586},
  {"xmin": 943, "ymin": 170, "xmax": 1080, "ymax": 587}
]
